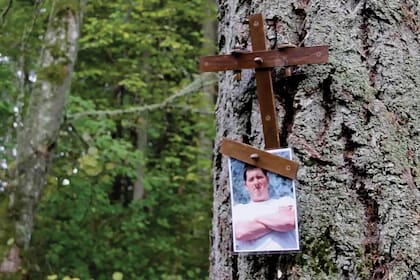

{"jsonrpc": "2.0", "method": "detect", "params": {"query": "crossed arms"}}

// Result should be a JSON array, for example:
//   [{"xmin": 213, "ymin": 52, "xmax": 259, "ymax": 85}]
[{"xmin": 234, "ymin": 205, "xmax": 296, "ymax": 241}]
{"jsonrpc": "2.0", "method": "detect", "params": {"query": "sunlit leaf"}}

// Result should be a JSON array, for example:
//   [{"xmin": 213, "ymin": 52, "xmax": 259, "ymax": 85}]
[{"xmin": 112, "ymin": 271, "xmax": 123, "ymax": 280}]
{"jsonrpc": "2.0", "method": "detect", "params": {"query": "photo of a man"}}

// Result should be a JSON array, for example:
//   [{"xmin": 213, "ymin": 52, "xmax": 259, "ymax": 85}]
[{"xmin": 229, "ymin": 148, "xmax": 300, "ymax": 253}]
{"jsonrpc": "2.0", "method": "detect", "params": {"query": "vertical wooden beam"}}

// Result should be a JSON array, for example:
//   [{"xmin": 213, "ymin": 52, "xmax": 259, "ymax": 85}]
[{"xmin": 249, "ymin": 14, "xmax": 280, "ymax": 149}]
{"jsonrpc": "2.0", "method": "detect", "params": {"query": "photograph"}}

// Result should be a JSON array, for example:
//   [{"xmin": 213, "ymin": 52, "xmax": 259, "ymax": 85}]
[{"xmin": 229, "ymin": 148, "xmax": 300, "ymax": 253}]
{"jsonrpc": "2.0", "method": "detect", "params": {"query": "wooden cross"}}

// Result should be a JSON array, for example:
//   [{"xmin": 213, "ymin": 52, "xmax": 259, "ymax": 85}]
[{"xmin": 200, "ymin": 13, "xmax": 329, "ymax": 179}]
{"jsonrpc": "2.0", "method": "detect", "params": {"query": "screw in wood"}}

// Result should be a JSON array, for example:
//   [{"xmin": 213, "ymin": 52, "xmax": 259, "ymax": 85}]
[
  {"xmin": 250, "ymin": 153, "xmax": 259, "ymax": 160},
  {"xmin": 234, "ymin": 70, "xmax": 242, "ymax": 81},
  {"xmin": 254, "ymin": 57, "xmax": 263, "ymax": 64}
]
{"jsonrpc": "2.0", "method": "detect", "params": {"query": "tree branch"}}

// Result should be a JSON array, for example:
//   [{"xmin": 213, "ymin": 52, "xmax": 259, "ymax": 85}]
[
  {"xmin": 67, "ymin": 73, "xmax": 218, "ymax": 120},
  {"xmin": 0, "ymin": 0, "xmax": 13, "ymax": 28}
]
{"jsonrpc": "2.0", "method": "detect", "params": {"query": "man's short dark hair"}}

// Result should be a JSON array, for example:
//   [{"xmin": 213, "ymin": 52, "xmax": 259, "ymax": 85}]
[{"xmin": 243, "ymin": 164, "xmax": 268, "ymax": 181}]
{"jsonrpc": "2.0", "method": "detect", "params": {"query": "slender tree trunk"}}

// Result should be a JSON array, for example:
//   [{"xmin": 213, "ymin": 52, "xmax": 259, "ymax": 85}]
[
  {"xmin": 1, "ymin": 0, "xmax": 85, "ymax": 275},
  {"xmin": 211, "ymin": 0, "xmax": 419, "ymax": 279},
  {"xmin": 133, "ymin": 114, "xmax": 147, "ymax": 201},
  {"xmin": 199, "ymin": 0, "xmax": 217, "ymax": 163}
]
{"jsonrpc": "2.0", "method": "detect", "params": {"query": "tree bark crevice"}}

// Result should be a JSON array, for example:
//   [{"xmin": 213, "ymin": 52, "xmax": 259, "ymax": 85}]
[
  {"xmin": 318, "ymin": 72, "xmax": 335, "ymax": 147},
  {"xmin": 292, "ymin": 0, "xmax": 310, "ymax": 45},
  {"xmin": 360, "ymin": 1, "xmax": 377, "ymax": 89},
  {"xmin": 343, "ymin": 121, "xmax": 387, "ymax": 279},
  {"xmin": 275, "ymin": 72, "xmax": 306, "ymax": 147}
]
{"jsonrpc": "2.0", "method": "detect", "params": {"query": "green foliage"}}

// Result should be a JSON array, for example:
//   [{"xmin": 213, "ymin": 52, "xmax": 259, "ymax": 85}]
[
  {"xmin": 25, "ymin": 0, "xmax": 216, "ymax": 279},
  {"xmin": 0, "ymin": 61, "xmax": 15, "ymax": 144},
  {"xmin": 32, "ymin": 108, "xmax": 213, "ymax": 278},
  {"xmin": 0, "ymin": 58, "xmax": 17, "ymax": 207},
  {"xmin": 0, "ymin": 0, "xmax": 216, "ymax": 278},
  {"xmin": 0, "ymin": 195, "xmax": 14, "ymax": 263},
  {"xmin": 0, "ymin": 0, "xmax": 50, "ymax": 71}
]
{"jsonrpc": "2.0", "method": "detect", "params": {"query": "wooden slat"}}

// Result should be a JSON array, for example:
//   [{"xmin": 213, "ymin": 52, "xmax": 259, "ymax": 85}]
[
  {"xmin": 255, "ymin": 69, "xmax": 279, "ymax": 148},
  {"xmin": 249, "ymin": 13, "xmax": 280, "ymax": 148},
  {"xmin": 249, "ymin": 14, "xmax": 266, "ymax": 50},
  {"xmin": 199, "ymin": 46, "xmax": 329, "ymax": 72},
  {"xmin": 220, "ymin": 138, "xmax": 299, "ymax": 179}
]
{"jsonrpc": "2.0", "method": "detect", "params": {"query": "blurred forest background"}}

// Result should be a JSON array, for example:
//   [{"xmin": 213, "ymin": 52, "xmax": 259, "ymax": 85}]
[{"xmin": 0, "ymin": 0, "xmax": 217, "ymax": 279}]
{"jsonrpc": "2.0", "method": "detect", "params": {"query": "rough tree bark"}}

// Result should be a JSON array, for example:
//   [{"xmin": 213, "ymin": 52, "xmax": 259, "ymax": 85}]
[
  {"xmin": 210, "ymin": 0, "xmax": 419, "ymax": 279},
  {"xmin": 1, "ymin": 0, "xmax": 85, "ymax": 276}
]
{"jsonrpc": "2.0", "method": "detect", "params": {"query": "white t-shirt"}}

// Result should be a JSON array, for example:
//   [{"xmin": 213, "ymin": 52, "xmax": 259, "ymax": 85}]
[{"xmin": 233, "ymin": 196, "xmax": 299, "ymax": 252}]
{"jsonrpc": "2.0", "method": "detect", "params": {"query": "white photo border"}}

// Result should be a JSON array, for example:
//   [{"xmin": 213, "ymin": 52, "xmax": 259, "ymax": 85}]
[{"xmin": 228, "ymin": 148, "xmax": 300, "ymax": 254}]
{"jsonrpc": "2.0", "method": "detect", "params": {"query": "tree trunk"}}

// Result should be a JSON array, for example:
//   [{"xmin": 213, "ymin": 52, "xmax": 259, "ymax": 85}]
[
  {"xmin": 133, "ymin": 115, "xmax": 147, "ymax": 201},
  {"xmin": 1, "ymin": 0, "xmax": 85, "ymax": 275},
  {"xmin": 211, "ymin": 1, "xmax": 419, "ymax": 279},
  {"xmin": 199, "ymin": 0, "xmax": 217, "ymax": 163}
]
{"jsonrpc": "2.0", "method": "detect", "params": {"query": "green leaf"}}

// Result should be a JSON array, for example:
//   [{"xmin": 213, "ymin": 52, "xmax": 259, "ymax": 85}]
[{"xmin": 112, "ymin": 272, "xmax": 124, "ymax": 280}]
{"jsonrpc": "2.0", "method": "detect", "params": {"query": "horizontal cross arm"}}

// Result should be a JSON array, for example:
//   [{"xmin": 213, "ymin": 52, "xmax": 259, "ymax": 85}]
[{"xmin": 200, "ymin": 45, "xmax": 328, "ymax": 72}]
